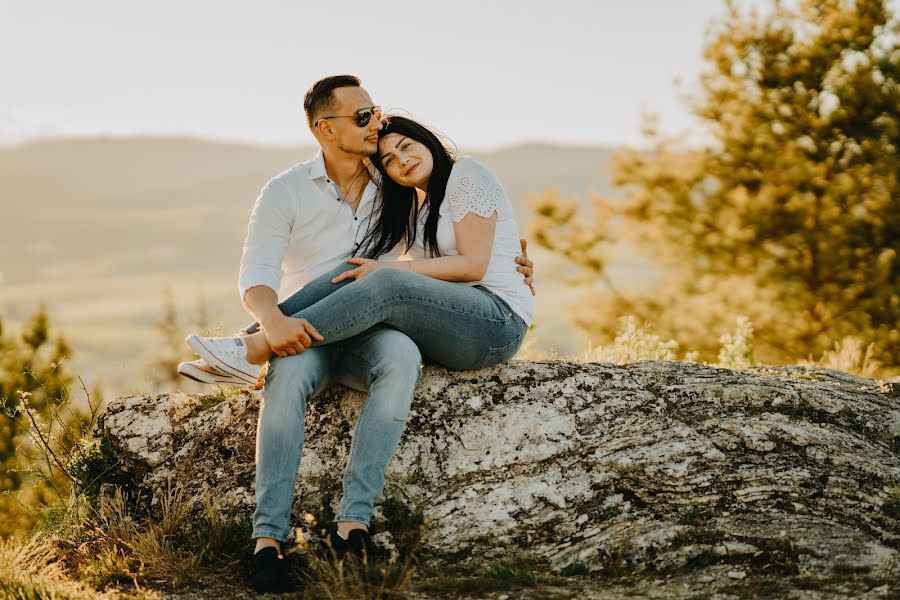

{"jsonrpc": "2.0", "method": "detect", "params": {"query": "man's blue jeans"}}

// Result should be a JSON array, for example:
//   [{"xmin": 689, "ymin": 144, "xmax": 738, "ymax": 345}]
[{"xmin": 252, "ymin": 325, "xmax": 421, "ymax": 542}]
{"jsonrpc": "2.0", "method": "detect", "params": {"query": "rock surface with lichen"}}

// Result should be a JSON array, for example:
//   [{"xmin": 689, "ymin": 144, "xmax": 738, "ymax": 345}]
[{"xmin": 94, "ymin": 360, "xmax": 900, "ymax": 597}]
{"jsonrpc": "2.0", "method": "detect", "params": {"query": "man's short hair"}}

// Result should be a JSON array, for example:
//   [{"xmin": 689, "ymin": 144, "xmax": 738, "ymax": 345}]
[{"xmin": 304, "ymin": 75, "xmax": 361, "ymax": 128}]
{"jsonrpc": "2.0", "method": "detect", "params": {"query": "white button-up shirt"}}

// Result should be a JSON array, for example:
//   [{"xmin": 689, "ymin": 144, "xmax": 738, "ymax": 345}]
[{"xmin": 238, "ymin": 150, "xmax": 393, "ymax": 301}]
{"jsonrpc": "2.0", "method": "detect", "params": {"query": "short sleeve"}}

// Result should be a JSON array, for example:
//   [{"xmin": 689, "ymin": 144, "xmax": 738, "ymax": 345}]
[{"xmin": 446, "ymin": 159, "xmax": 504, "ymax": 223}]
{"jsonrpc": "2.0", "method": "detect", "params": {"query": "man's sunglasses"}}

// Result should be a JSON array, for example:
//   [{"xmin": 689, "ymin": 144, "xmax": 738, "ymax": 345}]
[{"xmin": 317, "ymin": 106, "xmax": 382, "ymax": 128}]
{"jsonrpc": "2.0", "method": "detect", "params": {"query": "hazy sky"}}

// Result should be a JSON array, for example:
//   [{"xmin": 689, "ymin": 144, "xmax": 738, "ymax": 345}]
[{"xmin": 0, "ymin": 0, "xmax": 832, "ymax": 148}]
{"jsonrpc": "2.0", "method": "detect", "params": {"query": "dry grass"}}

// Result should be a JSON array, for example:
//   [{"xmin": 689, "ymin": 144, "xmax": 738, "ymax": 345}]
[
  {"xmin": 0, "ymin": 534, "xmax": 107, "ymax": 600},
  {"xmin": 0, "ymin": 534, "xmax": 163, "ymax": 600},
  {"xmin": 39, "ymin": 484, "xmax": 252, "ymax": 596},
  {"xmin": 800, "ymin": 336, "xmax": 882, "ymax": 378},
  {"xmin": 299, "ymin": 552, "xmax": 417, "ymax": 600},
  {"xmin": 0, "ymin": 419, "xmax": 434, "ymax": 600},
  {"xmin": 7, "ymin": 482, "xmax": 423, "ymax": 598},
  {"xmin": 520, "ymin": 315, "xmax": 686, "ymax": 364},
  {"xmin": 518, "ymin": 314, "xmax": 897, "ymax": 381},
  {"xmin": 581, "ymin": 316, "xmax": 680, "ymax": 363}
]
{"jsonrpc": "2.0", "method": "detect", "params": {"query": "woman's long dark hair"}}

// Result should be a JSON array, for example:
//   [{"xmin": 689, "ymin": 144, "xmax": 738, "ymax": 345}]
[{"xmin": 356, "ymin": 116, "xmax": 456, "ymax": 259}]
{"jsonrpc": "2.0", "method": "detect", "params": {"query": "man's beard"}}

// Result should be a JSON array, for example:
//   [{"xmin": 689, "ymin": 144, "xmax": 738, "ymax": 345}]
[{"xmin": 338, "ymin": 138, "xmax": 376, "ymax": 158}]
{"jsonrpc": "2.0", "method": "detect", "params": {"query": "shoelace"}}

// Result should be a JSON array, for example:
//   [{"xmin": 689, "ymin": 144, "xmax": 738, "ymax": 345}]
[{"xmin": 209, "ymin": 337, "xmax": 247, "ymax": 359}]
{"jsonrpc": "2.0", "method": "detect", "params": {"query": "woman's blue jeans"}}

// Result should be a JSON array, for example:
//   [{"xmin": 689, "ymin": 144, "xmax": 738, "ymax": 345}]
[
  {"xmin": 251, "ymin": 262, "xmax": 527, "ymax": 542},
  {"xmin": 246, "ymin": 261, "xmax": 529, "ymax": 369}
]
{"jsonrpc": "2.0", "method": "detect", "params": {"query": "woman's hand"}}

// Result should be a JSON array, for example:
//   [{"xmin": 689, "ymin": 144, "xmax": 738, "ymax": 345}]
[{"xmin": 331, "ymin": 257, "xmax": 386, "ymax": 283}]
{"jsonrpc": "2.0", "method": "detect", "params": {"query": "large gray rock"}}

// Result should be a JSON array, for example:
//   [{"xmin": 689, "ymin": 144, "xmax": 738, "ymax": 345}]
[{"xmin": 95, "ymin": 360, "xmax": 900, "ymax": 582}]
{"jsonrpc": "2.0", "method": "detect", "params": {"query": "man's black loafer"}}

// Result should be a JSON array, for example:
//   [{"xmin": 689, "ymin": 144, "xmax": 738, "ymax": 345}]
[
  {"xmin": 249, "ymin": 546, "xmax": 292, "ymax": 594},
  {"xmin": 327, "ymin": 525, "xmax": 377, "ymax": 562}
]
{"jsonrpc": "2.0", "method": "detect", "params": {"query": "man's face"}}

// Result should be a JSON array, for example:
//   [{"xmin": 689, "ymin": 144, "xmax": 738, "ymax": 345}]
[{"xmin": 327, "ymin": 87, "xmax": 383, "ymax": 157}]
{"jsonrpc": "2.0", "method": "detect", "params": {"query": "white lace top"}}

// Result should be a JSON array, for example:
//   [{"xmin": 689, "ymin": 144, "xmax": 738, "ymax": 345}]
[{"xmin": 407, "ymin": 156, "xmax": 535, "ymax": 326}]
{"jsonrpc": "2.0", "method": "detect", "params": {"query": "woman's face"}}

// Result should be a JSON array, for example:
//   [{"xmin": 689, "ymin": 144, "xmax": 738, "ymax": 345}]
[{"xmin": 378, "ymin": 133, "xmax": 433, "ymax": 190}]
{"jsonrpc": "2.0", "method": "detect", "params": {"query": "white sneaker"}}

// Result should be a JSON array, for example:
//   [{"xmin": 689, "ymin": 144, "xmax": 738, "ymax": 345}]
[
  {"xmin": 185, "ymin": 334, "xmax": 260, "ymax": 386},
  {"xmin": 177, "ymin": 359, "xmax": 249, "ymax": 386}
]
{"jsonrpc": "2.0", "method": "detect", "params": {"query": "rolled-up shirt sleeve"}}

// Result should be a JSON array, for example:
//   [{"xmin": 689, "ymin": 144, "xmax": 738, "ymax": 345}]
[{"xmin": 238, "ymin": 178, "xmax": 295, "ymax": 301}]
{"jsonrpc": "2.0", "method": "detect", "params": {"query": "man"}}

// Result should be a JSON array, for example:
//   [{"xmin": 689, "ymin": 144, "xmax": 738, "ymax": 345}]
[{"xmin": 181, "ymin": 75, "xmax": 534, "ymax": 593}]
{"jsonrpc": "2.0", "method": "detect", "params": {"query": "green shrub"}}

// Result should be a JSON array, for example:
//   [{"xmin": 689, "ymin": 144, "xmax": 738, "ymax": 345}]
[{"xmin": 68, "ymin": 438, "xmax": 122, "ymax": 497}]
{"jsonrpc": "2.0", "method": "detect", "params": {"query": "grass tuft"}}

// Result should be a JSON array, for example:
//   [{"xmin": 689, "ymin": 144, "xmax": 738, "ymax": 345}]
[
  {"xmin": 0, "ymin": 534, "xmax": 162, "ymax": 599},
  {"xmin": 196, "ymin": 386, "xmax": 246, "ymax": 413},
  {"xmin": 418, "ymin": 558, "xmax": 541, "ymax": 596},
  {"xmin": 299, "ymin": 551, "xmax": 416, "ymax": 600}
]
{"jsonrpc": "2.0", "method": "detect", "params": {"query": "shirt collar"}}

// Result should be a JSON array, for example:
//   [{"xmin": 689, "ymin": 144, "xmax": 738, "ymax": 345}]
[
  {"xmin": 308, "ymin": 150, "xmax": 328, "ymax": 181},
  {"xmin": 308, "ymin": 150, "xmax": 378, "ymax": 183},
  {"xmin": 308, "ymin": 150, "xmax": 382, "ymax": 207}
]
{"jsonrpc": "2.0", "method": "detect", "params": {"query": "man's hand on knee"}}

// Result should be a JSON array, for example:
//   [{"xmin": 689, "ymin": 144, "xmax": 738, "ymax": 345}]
[{"xmin": 262, "ymin": 314, "xmax": 324, "ymax": 356}]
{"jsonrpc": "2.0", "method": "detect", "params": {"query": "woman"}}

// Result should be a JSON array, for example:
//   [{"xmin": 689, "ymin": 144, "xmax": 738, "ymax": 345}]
[{"xmin": 186, "ymin": 116, "xmax": 534, "ymax": 381}]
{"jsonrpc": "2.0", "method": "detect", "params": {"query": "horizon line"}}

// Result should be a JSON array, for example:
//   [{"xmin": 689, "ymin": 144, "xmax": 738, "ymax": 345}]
[{"xmin": 0, "ymin": 131, "xmax": 645, "ymax": 154}]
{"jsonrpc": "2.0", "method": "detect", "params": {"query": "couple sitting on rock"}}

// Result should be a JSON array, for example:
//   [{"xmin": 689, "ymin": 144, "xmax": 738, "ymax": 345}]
[{"xmin": 178, "ymin": 74, "xmax": 535, "ymax": 593}]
